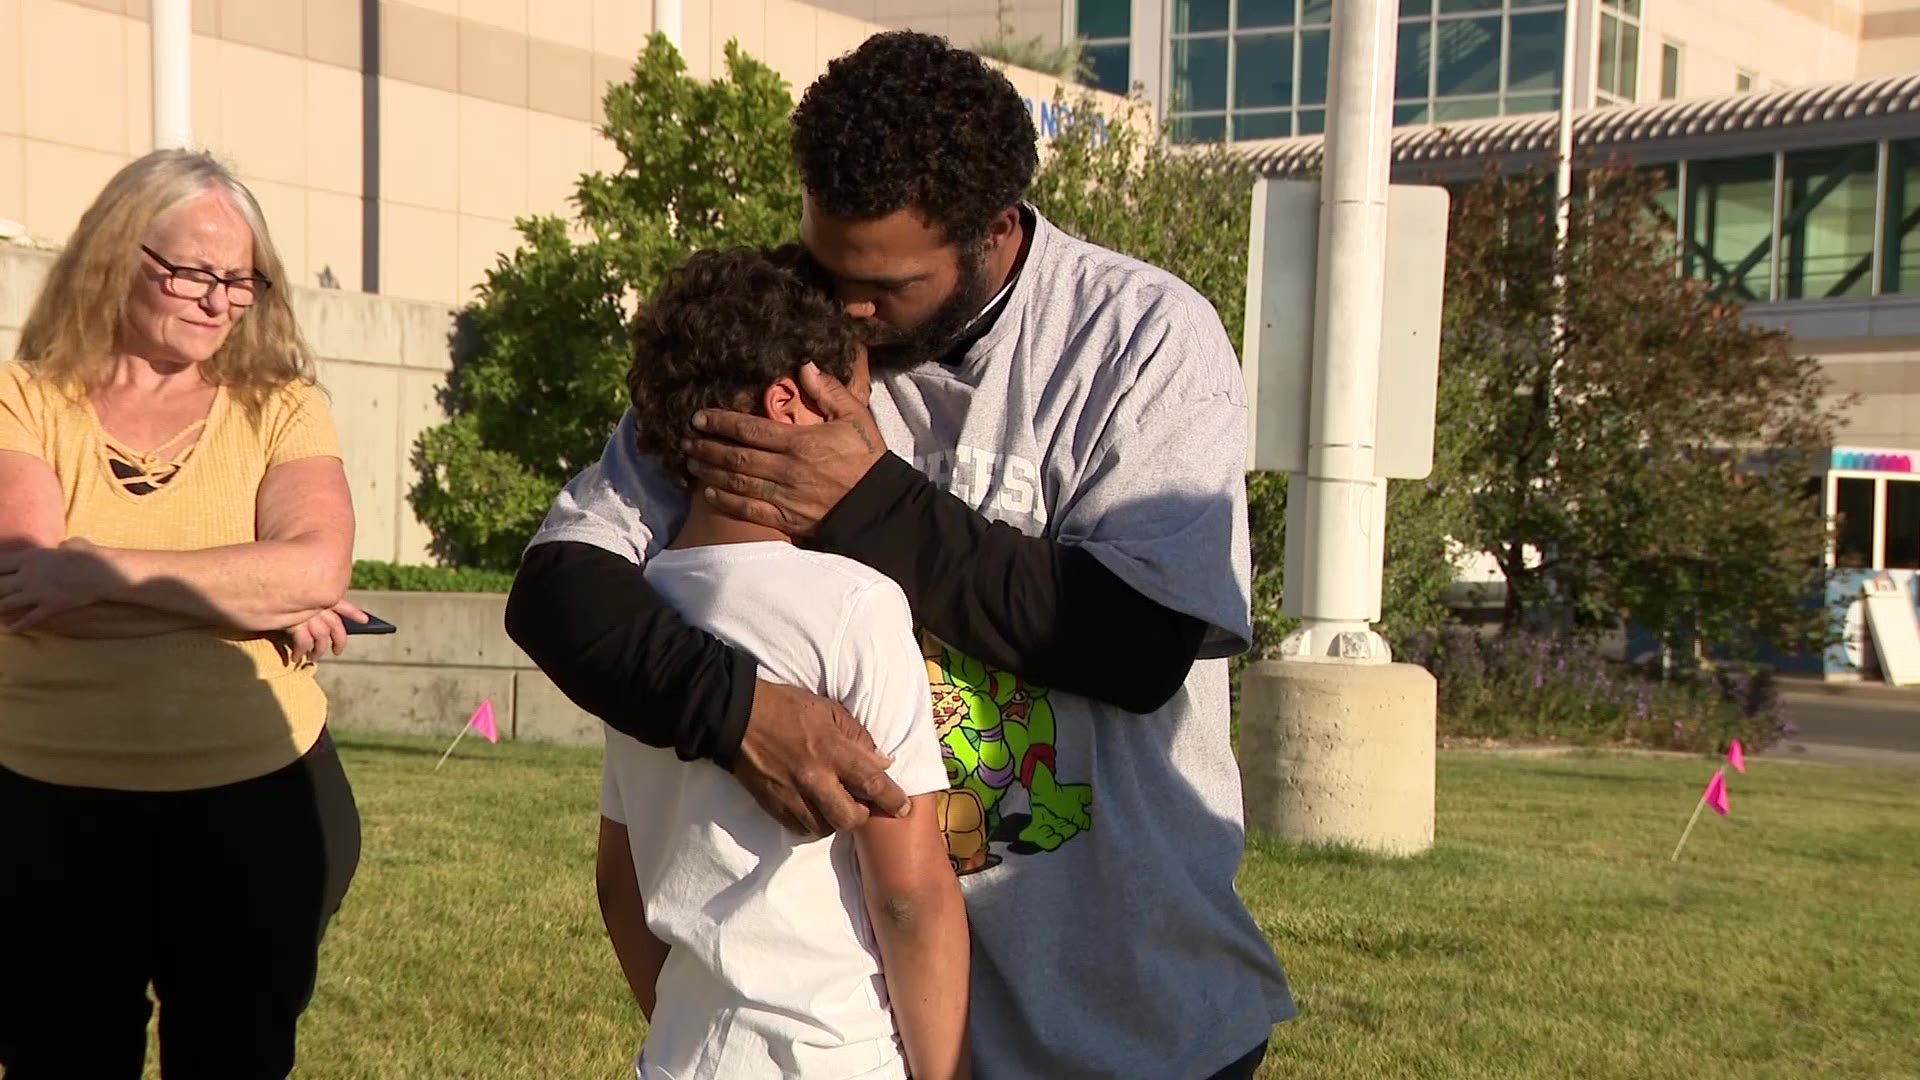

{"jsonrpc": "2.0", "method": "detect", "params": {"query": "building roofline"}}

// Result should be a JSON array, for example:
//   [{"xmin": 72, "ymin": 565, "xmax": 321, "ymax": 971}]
[{"xmin": 1233, "ymin": 74, "xmax": 1920, "ymax": 178}]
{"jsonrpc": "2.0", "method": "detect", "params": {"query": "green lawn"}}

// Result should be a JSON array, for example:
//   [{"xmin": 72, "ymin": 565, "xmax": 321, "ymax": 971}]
[{"xmin": 170, "ymin": 734, "xmax": 1920, "ymax": 1078}]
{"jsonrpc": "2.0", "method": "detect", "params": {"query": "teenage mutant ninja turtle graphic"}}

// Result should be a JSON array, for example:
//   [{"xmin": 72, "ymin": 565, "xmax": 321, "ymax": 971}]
[{"xmin": 921, "ymin": 630, "xmax": 1092, "ymax": 875}]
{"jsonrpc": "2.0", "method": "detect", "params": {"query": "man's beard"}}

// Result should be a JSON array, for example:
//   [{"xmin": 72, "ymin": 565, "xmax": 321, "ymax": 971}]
[{"xmin": 866, "ymin": 241, "xmax": 994, "ymax": 372}]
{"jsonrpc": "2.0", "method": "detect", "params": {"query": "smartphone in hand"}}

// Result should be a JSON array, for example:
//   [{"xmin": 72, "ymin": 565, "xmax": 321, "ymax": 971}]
[{"xmin": 345, "ymin": 612, "xmax": 397, "ymax": 636}]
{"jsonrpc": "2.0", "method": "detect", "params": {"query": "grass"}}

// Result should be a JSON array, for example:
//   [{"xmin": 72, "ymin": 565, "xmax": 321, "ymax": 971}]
[{"xmin": 152, "ymin": 734, "xmax": 1920, "ymax": 1079}]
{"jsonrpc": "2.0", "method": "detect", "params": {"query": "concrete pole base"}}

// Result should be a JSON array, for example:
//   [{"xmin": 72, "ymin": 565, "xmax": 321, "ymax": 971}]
[{"xmin": 1238, "ymin": 659, "xmax": 1437, "ymax": 856}]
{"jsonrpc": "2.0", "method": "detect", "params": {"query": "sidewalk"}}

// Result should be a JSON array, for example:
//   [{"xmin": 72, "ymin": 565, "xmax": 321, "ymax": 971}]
[{"xmin": 1775, "ymin": 674, "xmax": 1920, "ymax": 704}]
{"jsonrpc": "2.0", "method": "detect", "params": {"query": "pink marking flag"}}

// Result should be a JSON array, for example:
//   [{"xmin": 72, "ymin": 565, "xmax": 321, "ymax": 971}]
[
  {"xmin": 468, "ymin": 698, "xmax": 500, "ymax": 744},
  {"xmin": 1726, "ymin": 739, "xmax": 1746, "ymax": 775},
  {"xmin": 435, "ymin": 697, "xmax": 500, "ymax": 770},
  {"xmin": 1671, "ymin": 768, "xmax": 1730, "ymax": 861},
  {"xmin": 1703, "ymin": 769, "xmax": 1729, "ymax": 816}
]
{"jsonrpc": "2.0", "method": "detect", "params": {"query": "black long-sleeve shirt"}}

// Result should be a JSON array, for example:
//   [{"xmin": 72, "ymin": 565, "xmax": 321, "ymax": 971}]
[{"xmin": 503, "ymin": 455, "xmax": 1207, "ymax": 768}]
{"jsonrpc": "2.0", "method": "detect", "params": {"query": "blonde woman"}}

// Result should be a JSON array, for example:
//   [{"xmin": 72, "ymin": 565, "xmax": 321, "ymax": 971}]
[{"xmin": 0, "ymin": 149, "xmax": 363, "ymax": 1078}]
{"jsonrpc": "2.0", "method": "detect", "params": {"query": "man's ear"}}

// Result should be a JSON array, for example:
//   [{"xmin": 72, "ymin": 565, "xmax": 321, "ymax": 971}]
[
  {"xmin": 761, "ymin": 376, "xmax": 805, "ymax": 424},
  {"xmin": 986, "ymin": 206, "xmax": 1021, "ymax": 249}
]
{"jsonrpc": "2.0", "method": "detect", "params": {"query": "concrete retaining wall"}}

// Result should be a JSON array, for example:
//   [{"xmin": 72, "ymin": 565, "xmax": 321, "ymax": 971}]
[{"xmin": 317, "ymin": 589, "xmax": 603, "ymax": 748}]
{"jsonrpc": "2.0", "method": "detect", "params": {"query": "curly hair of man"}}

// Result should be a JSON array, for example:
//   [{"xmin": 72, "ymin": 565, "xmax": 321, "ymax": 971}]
[
  {"xmin": 627, "ymin": 246, "xmax": 862, "ymax": 486},
  {"xmin": 791, "ymin": 31, "xmax": 1038, "ymax": 243}
]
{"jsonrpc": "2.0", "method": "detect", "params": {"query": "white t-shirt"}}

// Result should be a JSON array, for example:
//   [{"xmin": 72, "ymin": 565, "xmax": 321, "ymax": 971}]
[{"xmin": 599, "ymin": 542, "xmax": 950, "ymax": 1080}]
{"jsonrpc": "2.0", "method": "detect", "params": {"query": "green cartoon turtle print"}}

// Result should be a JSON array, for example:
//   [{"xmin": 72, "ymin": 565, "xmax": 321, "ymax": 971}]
[{"xmin": 920, "ymin": 629, "xmax": 1092, "ymax": 875}]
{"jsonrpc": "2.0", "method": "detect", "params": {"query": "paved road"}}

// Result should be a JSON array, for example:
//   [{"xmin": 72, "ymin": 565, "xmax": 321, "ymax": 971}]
[{"xmin": 1773, "ymin": 685, "xmax": 1920, "ymax": 768}]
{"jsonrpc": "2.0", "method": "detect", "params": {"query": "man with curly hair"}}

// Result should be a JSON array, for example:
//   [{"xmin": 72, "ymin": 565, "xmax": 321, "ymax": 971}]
[
  {"xmin": 595, "ymin": 246, "xmax": 970, "ymax": 1080},
  {"xmin": 509, "ymin": 30, "xmax": 1293, "ymax": 1079}
]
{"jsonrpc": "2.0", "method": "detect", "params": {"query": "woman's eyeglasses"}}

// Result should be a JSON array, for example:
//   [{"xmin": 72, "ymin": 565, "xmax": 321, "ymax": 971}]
[{"xmin": 141, "ymin": 245, "xmax": 272, "ymax": 308}]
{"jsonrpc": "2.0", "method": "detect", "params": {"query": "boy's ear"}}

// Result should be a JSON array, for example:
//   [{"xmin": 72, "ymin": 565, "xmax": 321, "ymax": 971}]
[{"xmin": 761, "ymin": 376, "xmax": 805, "ymax": 424}]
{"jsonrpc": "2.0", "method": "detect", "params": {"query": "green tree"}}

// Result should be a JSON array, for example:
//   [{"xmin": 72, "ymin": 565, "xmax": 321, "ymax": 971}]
[
  {"xmin": 1445, "ymin": 166, "xmax": 1844, "ymax": 662},
  {"xmin": 409, "ymin": 36, "xmax": 797, "ymax": 568}
]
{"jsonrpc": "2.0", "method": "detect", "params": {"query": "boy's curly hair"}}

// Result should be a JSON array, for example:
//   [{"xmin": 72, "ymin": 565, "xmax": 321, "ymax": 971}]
[
  {"xmin": 627, "ymin": 245, "xmax": 861, "ymax": 487},
  {"xmin": 791, "ymin": 31, "xmax": 1037, "ymax": 243}
]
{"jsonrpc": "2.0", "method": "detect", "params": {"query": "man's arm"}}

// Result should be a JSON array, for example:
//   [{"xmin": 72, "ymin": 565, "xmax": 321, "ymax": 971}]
[
  {"xmin": 506, "ymin": 541, "xmax": 754, "ymax": 767},
  {"xmin": 505, "ymin": 417, "xmax": 908, "ymax": 836},
  {"xmin": 812, "ymin": 455, "xmax": 1207, "ymax": 713},
  {"xmin": 686, "ymin": 309, "xmax": 1251, "ymax": 714}
]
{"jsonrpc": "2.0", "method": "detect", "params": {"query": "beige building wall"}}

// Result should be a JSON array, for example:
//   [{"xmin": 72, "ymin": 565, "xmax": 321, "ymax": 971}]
[
  {"xmin": 1822, "ymin": 342, "xmax": 1920, "ymax": 450},
  {"xmin": 1858, "ymin": 0, "xmax": 1920, "ymax": 75},
  {"xmin": 0, "ymin": 0, "xmax": 1126, "ymax": 311},
  {"xmin": 1640, "ymin": 0, "xmax": 1865, "ymax": 101},
  {"xmin": 853, "ymin": 0, "xmax": 1065, "ymax": 53}
]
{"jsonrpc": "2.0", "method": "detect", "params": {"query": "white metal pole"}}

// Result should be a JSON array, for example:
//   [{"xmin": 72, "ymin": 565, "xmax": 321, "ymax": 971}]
[
  {"xmin": 1280, "ymin": 0, "xmax": 1397, "ymax": 662},
  {"xmin": 654, "ymin": 0, "xmax": 684, "ymax": 51},
  {"xmin": 1554, "ymin": 1, "xmax": 1578, "ymax": 253},
  {"xmin": 151, "ymin": 0, "xmax": 192, "ymax": 150}
]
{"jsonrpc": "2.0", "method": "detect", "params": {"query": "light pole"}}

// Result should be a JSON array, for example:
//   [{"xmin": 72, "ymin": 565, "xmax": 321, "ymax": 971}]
[
  {"xmin": 1237, "ymin": 0, "xmax": 1440, "ymax": 856},
  {"xmin": 151, "ymin": 0, "xmax": 192, "ymax": 150}
]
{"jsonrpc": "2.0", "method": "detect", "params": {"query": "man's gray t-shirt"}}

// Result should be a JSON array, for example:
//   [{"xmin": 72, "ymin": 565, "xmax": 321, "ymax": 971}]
[{"xmin": 531, "ymin": 208, "xmax": 1294, "ymax": 1077}]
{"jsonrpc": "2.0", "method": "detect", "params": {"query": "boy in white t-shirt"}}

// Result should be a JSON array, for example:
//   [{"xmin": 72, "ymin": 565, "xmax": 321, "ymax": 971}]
[{"xmin": 592, "ymin": 246, "xmax": 970, "ymax": 1080}]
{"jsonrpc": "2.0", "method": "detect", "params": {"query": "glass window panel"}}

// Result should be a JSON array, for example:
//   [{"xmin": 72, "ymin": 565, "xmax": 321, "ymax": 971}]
[
  {"xmin": 1686, "ymin": 155, "xmax": 1777, "ymax": 301},
  {"xmin": 1604, "ymin": 0, "xmax": 1641, "ymax": 16},
  {"xmin": 1507, "ymin": 11, "xmax": 1565, "ymax": 94},
  {"xmin": 1301, "ymin": 0, "xmax": 1333, "ymax": 24},
  {"xmin": 1432, "ymin": 96, "xmax": 1500, "ymax": 122},
  {"xmin": 1437, "ymin": 0, "xmax": 1497, "ymax": 11},
  {"xmin": 1395, "ymin": 21, "xmax": 1433, "ymax": 100},
  {"xmin": 1239, "ymin": 0, "xmax": 1294, "ymax": 30},
  {"xmin": 1232, "ymin": 110, "xmax": 1294, "ymax": 140},
  {"xmin": 1297, "ymin": 107, "xmax": 1325, "ymax": 134},
  {"xmin": 1782, "ymin": 145, "xmax": 1878, "ymax": 300},
  {"xmin": 1235, "ymin": 31, "xmax": 1295, "ymax": 108},
  {"xmin": 1394, "ymin": 102, "xmax": 1431, "ymax": 126},
  {"xmin": 1648, "ymin": 163, "xmax": 1682, "ymax": 260},
  {"xmin": 1504, "ymin": 91, "xmax": 1560, "ymax": 114},
  {"xmin": 1399, "ymin": 0, "xmax": 1433, "ymax": 16},
  {"xmin": 1887, "ymin": 481, "xmax": 1920, "ymax": 570},
  {"xmin": 1617, "ymin": 22, "xmax": 1639, "ymax": 100},
  {"xmin": 1081, "ymin": 42, "xmax": 1131, "ymax": 95},
  {"xmin": 1834, "ymin": 477, "xmax": 1876, "ymax": 569},
  {"xmin": 1598, "ymin": 15, "xmax": 1619, "ymax": 95},
  {"xmin": 1174, "ymin": 0, "xmax": 1230, "ymax": 33},
  {"xmin": 1171, "ymin": 114, "xmax": 1227, "ymax": 143},
  {"xmin": 1299, "ymin": 28, "xmax": 1330, "ymax": 105},
  {"xmin": 1660, "ymin": 41, "xmax": 1681, "ymax": 99},
  {"xmin": 1171, "ymin": 37, "xmax": 1230, "ymax": 111},
  {"xmin": 1076, "ymin": 0, "xmax": 1131, "ymax": 40},
  {"xmin": 1887, "ymin": 139, "xmax": 1920, "ymax": 296},
  {"xmin": 1433, "ymin": 16, "xmax": 1500, "ymax": 97}
]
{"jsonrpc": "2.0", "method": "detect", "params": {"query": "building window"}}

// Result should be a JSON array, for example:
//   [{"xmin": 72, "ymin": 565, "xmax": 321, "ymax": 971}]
[
  {"xmin": 1886, "ymin": 139, "xmax": 1920, "ymax": 296},
  {"xmin": 1735, "ymin": 68, "xmax": 1755, "ymax": 92},
  {"xmin": 1076, "ymin": 1, "xmax": 1132, "ymax": 96},
  {"xmin": 1834, "ymin": 476, "xmax": 1876, "ymax": 569},
  {"xmin": 1889, "ymin": 480, "xmax": 1920, "ymax": 570},
  {"xmin": 1782, "ymin": 146, "xmax": 1878, "ymax": 300},
  {"xmin": 1596, "ymin": 0, "xmax": 1640, "ymax": 105},
  {"xmin": 1389, "ymin": 1, "xmax": 1566, "ymax": 131},
  {"xmin": 1659, "ymin": 39, "xmax": 1682, "ymax": 99},
  {"xmin": 1685, "ymin": 154, "xmax": 1775, "ymax": 302},
  {"xmin": 1168, "ymin": 0, "xmax": 1327, "ymax": 143}
]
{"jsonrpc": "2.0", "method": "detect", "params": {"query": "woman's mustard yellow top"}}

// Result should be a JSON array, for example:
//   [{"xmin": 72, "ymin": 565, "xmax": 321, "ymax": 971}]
[{"xmin": 0, "ymin": 361, "xmax": 342, "ymax": 792}]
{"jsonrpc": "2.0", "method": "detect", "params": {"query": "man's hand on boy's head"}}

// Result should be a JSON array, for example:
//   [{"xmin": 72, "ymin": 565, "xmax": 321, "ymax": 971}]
[
  {"xmin": 684, "ymin": 363, "xmax": 885, "ymax": 538},
  {"xmin": 734, "ymin": 679, "xmax": 911, "ymax": 836}
]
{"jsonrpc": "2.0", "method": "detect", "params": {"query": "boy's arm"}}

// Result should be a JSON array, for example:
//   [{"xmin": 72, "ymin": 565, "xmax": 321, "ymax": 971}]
[
  {"xmin": 836, "ymin": 582, "xmax": 971, "ymax": 1080},
  {"xmin": 596, "ymin": 815, "xmax": 669, "ymax": 1020},
  {"xmin": 855, "ymin": 796, "xmax": 971, "ymax": 1080}
]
